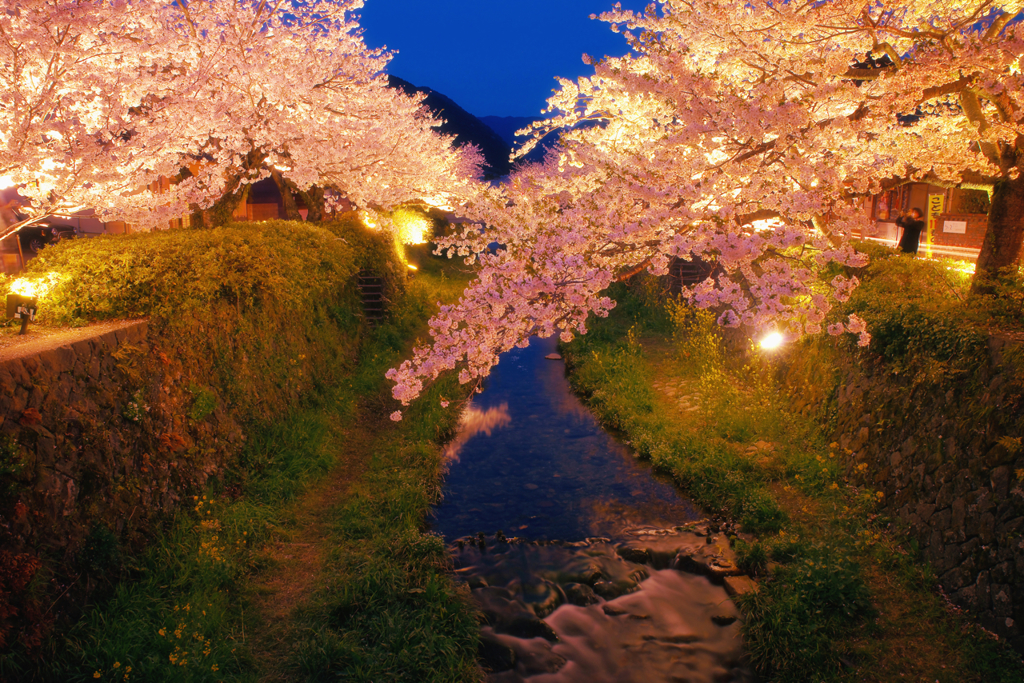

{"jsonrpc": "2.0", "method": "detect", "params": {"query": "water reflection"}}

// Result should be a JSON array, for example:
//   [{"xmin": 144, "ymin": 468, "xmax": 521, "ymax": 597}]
[
  {"xmin": 434, "ymin": 336, "xmax": 752, "ymax": 682},
  {"xmin": 432, "ymin": 335, "xmax": 699, "ymax": 542},
  {"xmin": 444, "ymin": 403, "xmax": 513, "ymax": 464}
]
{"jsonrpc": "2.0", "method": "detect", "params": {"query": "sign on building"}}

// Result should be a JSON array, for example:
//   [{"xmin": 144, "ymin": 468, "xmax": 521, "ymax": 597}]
[{"xmin": 926, "ymin": 193, "xmax": 945, "ymax": 258}]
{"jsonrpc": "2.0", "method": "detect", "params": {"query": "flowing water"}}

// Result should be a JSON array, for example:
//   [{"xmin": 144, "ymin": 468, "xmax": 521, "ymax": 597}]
[{"xmin": 433, "ymin": 336, "xmax": 754, "ymax": 683}]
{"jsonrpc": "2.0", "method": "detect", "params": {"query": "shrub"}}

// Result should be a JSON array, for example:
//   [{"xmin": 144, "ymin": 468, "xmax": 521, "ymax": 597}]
[{"xmin": 18, "ymin": 220, "xmax": 403, "ymax": 424}]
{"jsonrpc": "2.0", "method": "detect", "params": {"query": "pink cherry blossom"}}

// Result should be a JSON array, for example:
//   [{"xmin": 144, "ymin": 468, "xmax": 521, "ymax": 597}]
[
  {"xmin": 1, "ymin": 0, "xmax": 483, "ymax": 232},
  {"xmin": 388, "ymin": 0, "xmax": 1022, "ymax": 407}
]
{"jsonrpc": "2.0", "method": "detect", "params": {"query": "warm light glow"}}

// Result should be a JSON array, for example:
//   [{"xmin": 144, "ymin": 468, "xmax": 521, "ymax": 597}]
[
  {"xmin": 422, "ymin": 194, "xmax": 455, "ymax": 212},
  {"xmin": 0, "ymin": 176, "xmax": 14, "ymax": 190},
  {"xmin": 949, "ymin": 261, "xmax": 976, "ymax": 275},
  {"xmin": 359, "ymin": 209, "xmax": 378, "ymax": 230},
  {"xmin": 760, "ymin": 331, "xmax": 784, "ymax": 350},
  {"xmin": 751, "ymin": 218, "xmax": 784, "ymax": 232},
  {"xmin": 407, "ymin": 263, "xmax": 418, "ymax": 270},
  {"xmin": 10, "ymin": 273, "xmax": 61, "ymax": 299},
  {"xmin": 393, "ymin": 208, "xmax": 431, "ymax": 245}
]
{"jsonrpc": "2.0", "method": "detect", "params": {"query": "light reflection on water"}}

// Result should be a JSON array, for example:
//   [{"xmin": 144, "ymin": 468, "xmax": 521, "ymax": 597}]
[
  {"xmin": 443, "ymin": 403, "xmax": 512, "ymax": 465},
  {"xmin": 432, "ymin": 335, "xmax": 700, "ymax": 542},
  {"xmin": 433, "ymin": 336, "xmax": 752, "ymax": 682}
]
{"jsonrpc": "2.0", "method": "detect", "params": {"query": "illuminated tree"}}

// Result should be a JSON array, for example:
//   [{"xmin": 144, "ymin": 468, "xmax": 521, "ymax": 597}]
[
  {"xmin": 0, "ymin": 0, "xmax": 482, "ymax": 235},
  {"xmin": 166, "ymin": 0, "xmax": 483, "ymax": 226},
  {"xmin": 0, "ymin": 0, "xmax": 188, "ymax": 228},
  {"xmin": 387, "ymin": 0, "xmax": 1024, "ymax": 412}
]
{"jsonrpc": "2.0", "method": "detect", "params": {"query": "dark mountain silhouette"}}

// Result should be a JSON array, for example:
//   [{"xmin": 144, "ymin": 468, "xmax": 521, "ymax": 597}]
[
  {"xmin": 387, "ymin": 76, "xmax": 512, "ymax": 179},
  {"xmin": 480, "ymin": 115, "xmax": 561, "ymax": 167},
  {"xmin": 479, "ymin": 116, "xmax": 543, "ymax": 148}
]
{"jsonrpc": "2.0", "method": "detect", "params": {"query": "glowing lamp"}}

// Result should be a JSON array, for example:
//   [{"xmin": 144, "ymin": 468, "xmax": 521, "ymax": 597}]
[
  {"xmin": 406, "ymin": 264, "xmax": 418, "ymax": 270},
  {"xmin": 5, "ymin": 275, "xmax": 59, "ymax": 335},
  {"xmin": 359, "ymin": 210, "xmax": 378, "ymax": 230},
  {"xmin": 759, "ymin": 331, "xmax": 784, "ymax": 351},
  {"xmin": 6, "ymin": 291, "xmax": 37, "ymax": 335}
]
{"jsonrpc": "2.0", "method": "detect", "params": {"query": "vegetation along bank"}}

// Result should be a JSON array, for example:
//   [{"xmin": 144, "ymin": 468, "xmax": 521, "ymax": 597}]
[
  {"xmin": 562, "ymin": 253, "xmax": 1024, "ymax": 683},
  {"xmin": 0, "ymin": 217, "xmax": 481, "ymax": 682}
]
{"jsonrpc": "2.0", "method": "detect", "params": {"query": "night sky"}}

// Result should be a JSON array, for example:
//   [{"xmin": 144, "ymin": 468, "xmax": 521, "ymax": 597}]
[{"xmin": 359, "ymin": 0, "xmax": 649, "ymax": 118}]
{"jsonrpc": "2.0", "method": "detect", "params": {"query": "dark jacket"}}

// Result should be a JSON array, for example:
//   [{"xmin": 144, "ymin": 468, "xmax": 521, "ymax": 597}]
[{"xmin": 896, "ymin": 214, "xmax": 925, "ymax": 254}]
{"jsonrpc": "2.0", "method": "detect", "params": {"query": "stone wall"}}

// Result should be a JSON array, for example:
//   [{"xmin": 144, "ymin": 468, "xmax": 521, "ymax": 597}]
[
  {"xmin": 780, "ymin": 336, "xmax": 1024, "ymax": 651},
  {"xmin": 0, "ymin": 320, "xmax": 244, "ymax": 563}
]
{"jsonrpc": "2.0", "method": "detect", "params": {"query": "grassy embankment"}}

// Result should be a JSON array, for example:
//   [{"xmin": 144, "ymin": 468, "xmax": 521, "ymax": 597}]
[
  {"xmin": 1, "ymin": 219, "xmax": 481, "ymax": 682},
  {"xmin": 562, "ymin": 257, "xmax": 1024, "ymax": 683}
]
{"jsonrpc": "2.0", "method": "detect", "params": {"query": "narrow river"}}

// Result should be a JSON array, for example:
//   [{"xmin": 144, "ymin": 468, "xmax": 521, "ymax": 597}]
[{"xmin": 433, "ymin": 336, "xmax": 754, "ymax": 683}]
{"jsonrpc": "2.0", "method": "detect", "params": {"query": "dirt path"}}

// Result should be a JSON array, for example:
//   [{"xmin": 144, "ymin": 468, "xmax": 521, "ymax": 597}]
[
  {"xmin": 0, "ymin": 318, "xmax": 145, "ymax": 362},
  {"xmin": 246, "ymin": 407, "xmax": 385, "ymax": 682}
]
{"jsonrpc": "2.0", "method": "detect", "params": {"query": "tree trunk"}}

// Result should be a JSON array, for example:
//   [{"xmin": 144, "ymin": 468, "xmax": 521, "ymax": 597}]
[
  {"xmin": 207, "ymin": 179, "xmax": 250, "ymax": 227},
  {"xmin": 201, "ymin": 148, "xmax": 266, "ymax": 227},
  {"xmin": 972, "ymin": 173, "xmax": 1024, "ymax": 294},
  {"xmin": 270, "ymin": 169, "xmax": 302, "ymax": 221},
  {"xmin": 297, "ymin": 186, "xmax": 326, "ymax": 222}
]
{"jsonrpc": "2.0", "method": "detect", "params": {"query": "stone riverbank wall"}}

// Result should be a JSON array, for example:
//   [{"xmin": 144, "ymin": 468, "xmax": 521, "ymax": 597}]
[
  {"xmin": 0, "ymin": 322, "xmax": 245, "ymax": 558},
  {"xmin": 779, "ymin": 335, "xmax": 1024, "ymax": 652},
  {"xmin": 0, "ymin": 320, "xmax": 250, "ymax": 649}
]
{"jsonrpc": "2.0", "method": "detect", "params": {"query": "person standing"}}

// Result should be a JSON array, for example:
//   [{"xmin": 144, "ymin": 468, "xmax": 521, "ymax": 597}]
[{"xmin": 895, "ymin": 208, "xmax": 925, "ymax": 254}]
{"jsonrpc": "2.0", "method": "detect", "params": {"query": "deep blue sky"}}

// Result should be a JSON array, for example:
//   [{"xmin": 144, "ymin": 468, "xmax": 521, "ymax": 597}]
[{"xmin": 359, "ymin": 0, "xmax": 648, "ymax": 118}]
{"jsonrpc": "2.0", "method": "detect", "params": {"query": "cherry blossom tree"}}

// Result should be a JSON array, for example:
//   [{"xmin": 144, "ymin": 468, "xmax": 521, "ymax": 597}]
[
  {"xmin": 1, "ymin": 0, "xmax": 483, "ymax": 238},
  {"xmin": 387, "ymin": 0, "xmax": 1024, "ymax": 413},
  {"xmin": 0, "ymin": 0, "xmax": 192, "ymax": 232},
  {"xmin": 165, "ymin": 0, "xmax": 484, "ymax": 227}
]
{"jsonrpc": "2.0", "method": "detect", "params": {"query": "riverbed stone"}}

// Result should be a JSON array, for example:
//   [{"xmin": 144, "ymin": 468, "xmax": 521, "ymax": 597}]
[
  {"xmin": 617, "ymin": 546, "xmax": 650, "ymax": 564},
  {"xmin": 512, "ymin": 640, "xmax": 566, "ymax": 676},
  {"xmin": 592, "ymin": 578, "xmax": 639, "ymax": 600},
  {"xmin": 479, "ymin": 632, "xmax": 517, "ymax": 672},
  {"xmin": 515, "ymin": 577, "xmax": 564, "ymax": 618},
  {"xmin": 563, "ymin": 583, "xmax": 600, "ymax": 606},
  {"xmin": 723, "ymin": 575, "xmax": 757, "ymax": 598},
  {"xmin": 672, "ymin": 543, "xmax": 744, "ymax": 580},
  {"xmin": 504, "ymin": 613, "xmax": 559, "ymax": 642}
]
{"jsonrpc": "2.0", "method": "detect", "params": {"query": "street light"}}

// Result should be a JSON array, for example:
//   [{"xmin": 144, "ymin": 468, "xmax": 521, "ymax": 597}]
[
  {"xmin": 5, "ymin": 292, "xmax": 37, "ymax": 335},
  {"xmin": 5, "ymin": 276, "xmax": 57, "ymax": 335}
]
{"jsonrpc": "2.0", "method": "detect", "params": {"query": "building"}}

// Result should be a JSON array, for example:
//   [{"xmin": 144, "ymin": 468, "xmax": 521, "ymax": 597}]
[{"xmin": 859, "ymin": 182, "xmax": 991, "ymax": 262}]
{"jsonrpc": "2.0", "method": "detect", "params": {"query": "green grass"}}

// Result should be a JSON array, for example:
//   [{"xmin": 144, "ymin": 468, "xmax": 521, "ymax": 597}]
[
  {"xmin": 11, "ymin": 245, "xmax": 481, "ymax": 683},
  {"xmin": 561, "ymin": 280, "xmax": 1024, "ymax": 682},
  {"xmin": 287, "ymin": 252, "xmax": 480, "ymax": 683},
  {"xmin": 290, "ymin": 379, "xmax": 480, "ymax": 682},
  {"xmin": 37, "ymin": 378, "xmax": 350, "ymax": 683}
]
